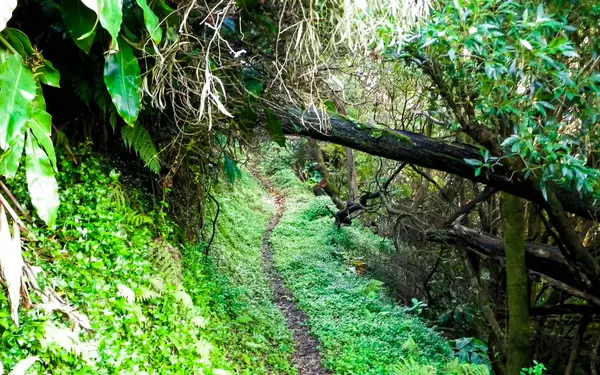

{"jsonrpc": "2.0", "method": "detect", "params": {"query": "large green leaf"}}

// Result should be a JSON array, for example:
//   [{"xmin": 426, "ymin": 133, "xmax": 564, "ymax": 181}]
[
  {"xmin": 1, "ymin": 28, "xmax": 34, "ymax": 57},
  {"xmin": 25, "ymin": 129, "xmax": 59, "ymax": 226},
  {"xmin": 223, "ymin": 155, "xmax": 242, "ymax": 184},
  {"xmin": 60, "ymin": 0, "xmax": 97, "ymax": 53},
  {"xmin": 244, "ymin": 78, "xmax": 264, "ymax": 97},
  {"xmin": 38, "ymin": 60, "xmax": 61, "ymax": 88},
  {"xmin": 0, "ymin": 54, "xmax": 36, "ymax": 177},
  {"xmin": 136, "ymin": 0, "xmax": 162, "ymax": 44},
  {"xmin": 27, "ymin": 89, "xmax": 57, "ymax": 170},
  {"xmin": 81, "ymin": 0, "xmax": 123, "ymax": 41},
  {"xmin": 104, "ymin": 38, "xmax": 142, "ymax": 125}
]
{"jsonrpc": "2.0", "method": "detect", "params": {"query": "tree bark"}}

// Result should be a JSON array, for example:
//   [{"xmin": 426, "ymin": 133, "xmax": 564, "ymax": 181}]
[
  {"xmin": 346, "ymin": 148, "xmax": 358, "ymax": 201},
  {"xmin": 444, "ymin": 185, "xmax": 495, "ymax": 227},
  {"xmin": 429, "ymin": 223, "xmax": 600, "ymax": 306},
  {"xmin": 526, "ymin": 202, "xmax": 541, "ymax": 242},
  {"xmin": 463, "ymin": 253, "xmax": 508, "ymax": 359},
  {"xmin": 307, "ymin": 138, "xmax": 345, "ymax": 209},
  {"xmin": 564, "ymin": 313, "xmax": 591, "ymax": 375},
  {"xmin": 502, "ymin": 192, "xmax": 532, "ymax": 374},
  {"xmin": 591, "ymin": 335, "xmax": 600, "ymax": 375}
]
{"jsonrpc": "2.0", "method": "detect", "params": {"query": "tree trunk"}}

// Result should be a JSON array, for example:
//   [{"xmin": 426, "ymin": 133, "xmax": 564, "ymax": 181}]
[
  {"xmin": 564, "ymin": 313, "xmax": 591, "ymax": 375},
  {"xmin": 591, "ymin": 335, "xmax": 600, "ymax": 375},
  {"xmin": 502, "ymin": 192, "xmax": 532, "ymax": 374},
  {"xmin": 346, "ymin": 147, "xmax": 358, "ymax": 201},
  {"xmin": 307, "ymin": 138, "xmax": 345, "ymax": 209},
  {"xmin": 463, "ymin": 253, "xmax": 508, "ymax": 360}
]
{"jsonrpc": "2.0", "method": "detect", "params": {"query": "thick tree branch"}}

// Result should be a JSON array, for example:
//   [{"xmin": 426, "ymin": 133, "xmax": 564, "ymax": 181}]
[
  {"xmin": 428, "ymin": 225, "xmax": 600, "ymax": 306},
  {"xmin": 282, "ymin": 109, "xmax": 600, "ymax": 281},
  {"xmin": 281, "ymin": 109, "xmax": 599, "ymax": 222},
  {"xmin": 444, "ymin": 186, "xmax": 496, "ymax": 227}
]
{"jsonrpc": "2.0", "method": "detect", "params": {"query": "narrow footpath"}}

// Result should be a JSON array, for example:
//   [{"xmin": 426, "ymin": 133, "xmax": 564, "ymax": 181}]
[{"xmin": 260, "ymin": 182, "xmax": 329, "ymax": 375}]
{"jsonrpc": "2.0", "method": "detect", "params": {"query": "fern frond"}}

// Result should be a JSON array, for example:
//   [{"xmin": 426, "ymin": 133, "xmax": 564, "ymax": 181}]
[
  {"xmin": 148, "ymin": 275, "xmax": 166, "ymax": 294},
  {"xmin": 136, "ymin": 286, "xmax": 162, "ymax": 302},
  {"xmin": 442, "ymin": 360, "xmax": 489, "ymax": 375},
  {"xmin": 149, "ymin": 240, "xmax": 183, "ymax": 286},
  {"xmin": 125, "ymin": 212, "xmax": 154, "ymax": 227},
  {"xmin": 110, "ymin": 184, "xmax": 128, "ymax": 211},
  {"xmin": 73, "ymin": 76, "xmax": 93, "ymax": 106},
  {"xmin": 121, "ymin": 125, "xmax": 161, "ymax": 173},
  {"xmin": 174, "ymin": 289, "xmax": 194, "ymax": 310},
  {"xmin": 395, "ymin": 358, "xmax": 436, "ymax": 375}
]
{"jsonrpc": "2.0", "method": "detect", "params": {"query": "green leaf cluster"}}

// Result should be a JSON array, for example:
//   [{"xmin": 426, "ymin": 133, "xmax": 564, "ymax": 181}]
[
  {"xmin": 404, "ymin": 0, "xmax": 600, "ymax": 197},
  {"xmin": 0, "ymin": 0, "xmax": 173, "ymax": 224},
  {"xmin": 0, "ymin": 35, "xmax": 59, "ymax": 225}
]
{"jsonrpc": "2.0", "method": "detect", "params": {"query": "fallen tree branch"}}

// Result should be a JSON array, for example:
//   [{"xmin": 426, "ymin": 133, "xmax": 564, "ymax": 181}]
[
  {"xmin": 428, "ymin": 225, "xmax": 600, "ymax": 306},
  {"xmin": 529, "ymin": 271, "xmax": 600, "ymax": 307},
  {"xmin": 281, "ymin": 109, "xmax": 599, "ymax": 222}
]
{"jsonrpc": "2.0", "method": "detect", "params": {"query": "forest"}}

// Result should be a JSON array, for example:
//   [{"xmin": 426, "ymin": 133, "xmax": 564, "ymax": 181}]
[{"xmin": 0, "ymin": 0, "xmax": 598, "ymax": 374}]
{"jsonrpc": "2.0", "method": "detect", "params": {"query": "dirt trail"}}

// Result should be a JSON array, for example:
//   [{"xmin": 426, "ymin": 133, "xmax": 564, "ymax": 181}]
[{"xmin": 260, "ymin": 180, "xmax": 329, "ymax": 375}]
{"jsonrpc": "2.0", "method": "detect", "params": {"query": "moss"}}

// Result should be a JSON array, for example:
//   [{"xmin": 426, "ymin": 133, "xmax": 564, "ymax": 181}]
[
  {"xmin": 346, "ymin": 118, "xmax": 415, "ymax": 145},
  {"xmin": 387, "ymin": 130, "xmax": 414, "ymax": 144},
  {"xmin": 501, "ymin": 192, "xmax": 532, "ymax": 373}
]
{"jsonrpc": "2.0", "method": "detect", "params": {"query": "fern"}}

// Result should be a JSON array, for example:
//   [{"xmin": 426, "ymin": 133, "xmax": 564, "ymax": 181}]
[
  {"xmin": 148, "ymin": 275, "xmax": 166, "ymax": 293},
  {"xmin": 121, "ymin": 125, "xmax": 161, "ymax": 173},
  {"xmin": 149, "ymin": 240, "xmax": 183, "ymax": 286},
  {"xmin": 395, "ymin": 359, "xmax": 436, "ymax": 375},
  {"xmin": 442, "ymin": 360, "xmax": 489, "ymax": 375},
  {"xmin": 125, "ymin": 212, "xmax": 154, "ymax": 227},
  {"xmin": 72, "ymin": 75, "xmax": 93, "ymax": 106},
  {"xmin": 136, "ymin": 275, "xmax": 166, "ymax": 302},
  {"xmin": 110, "ymin": 184, "xmax": 128, "ymax": 211},
  {"xmin": 174, "ymin": 289, "xmax": 194, "ymax": 310},
  {"xmin": 394, "ymin": 359, "xmax": 489, "ymax": 375},
  {"xmin": 136, "ymin": 286, "xmax": 162, "ymax": 302}
]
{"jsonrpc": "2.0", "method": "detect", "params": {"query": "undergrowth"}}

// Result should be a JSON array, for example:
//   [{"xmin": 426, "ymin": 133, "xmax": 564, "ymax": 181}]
[
  {"xmin": 263, "ymin": 145, "xmax": 490, "ymax": 375},
  {"xmin": 192, "ymin": 171, "xmax": 295, "ymax": 374},
  {"xmin": 0, "ymin": 147, "xmax": 293, "ymax": 374}
]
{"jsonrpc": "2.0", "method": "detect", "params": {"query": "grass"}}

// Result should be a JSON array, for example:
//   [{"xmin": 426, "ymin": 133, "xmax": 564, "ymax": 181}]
[
  {"xmin": 199, "ymin": 171, "xmax": 296, "ymax": 374},
  {"xmin": 269, "ymin": 195, "xmax": 452, "ymax": 374}
]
